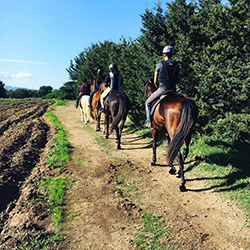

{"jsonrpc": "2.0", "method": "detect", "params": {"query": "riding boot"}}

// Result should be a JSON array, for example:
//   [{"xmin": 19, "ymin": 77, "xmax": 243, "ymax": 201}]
[{"xmin": 145, "ymin": 104, "xmax": 151, "ymax": 128}]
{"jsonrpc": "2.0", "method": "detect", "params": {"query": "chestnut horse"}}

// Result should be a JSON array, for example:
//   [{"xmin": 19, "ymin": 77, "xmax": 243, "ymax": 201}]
[
  {"xmin": 90, "ymin": 81, "xmax": 101, "ymax": 131},
  {"xmin": 145, "ymin": 80, "xmax": 198, "ymax": 191},
  {"xmin": 103, "ymin": 89, "xmax": 130, "ymax": 149}
]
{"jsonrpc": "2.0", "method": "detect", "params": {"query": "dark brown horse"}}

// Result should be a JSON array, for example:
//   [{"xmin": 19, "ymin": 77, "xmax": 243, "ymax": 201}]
[
  {"xmin": 103, "ymin": 90, "xmax": 130, "ymax": 149},
  {"xmin": 90, "ymin": 81, "xmax": 101, "ymax": 131},
  {"xmin": 145, "ymin": 80, "xmax": 198, "ymax": 191}
]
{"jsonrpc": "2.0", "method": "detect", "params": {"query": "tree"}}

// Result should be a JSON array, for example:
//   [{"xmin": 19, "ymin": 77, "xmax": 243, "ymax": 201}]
[
  {"xmin": 38, "ymin": 86, "xmax": 53, "ymax": 98},
  {"xmin": 8, "ymin": 88, "xmax": 32, "ymax": 99},
  {"xmin": 58, "ymin": 81, "xmax": 78, "ymax": 100},
  {"xmin": 166, "ymin": 0, "xmax": 199, "ymax": 97},
  {"xmin": 0, "ymin": 81, "xmax": 7, "ymax": 98}
]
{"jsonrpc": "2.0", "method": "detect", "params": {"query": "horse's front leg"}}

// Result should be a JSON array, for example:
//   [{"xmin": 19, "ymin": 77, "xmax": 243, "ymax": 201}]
[
  {"xmin": 177, "ymin": 151, "xmax": 186, "ymax": 192},
  {"xmin": 151, "ymin": 128, "xmax": 157, "ymax": 165}
]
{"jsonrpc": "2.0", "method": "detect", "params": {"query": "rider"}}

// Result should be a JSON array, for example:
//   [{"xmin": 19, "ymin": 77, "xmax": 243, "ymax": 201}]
[
  {"xmin": 144, "ymin": 45, "xmax": 180, "ymax": 127},
  {"xmin": 75, "ymin": 77, "xmax": 90, "ymax": 108},
  {"xmin": 100, "ymin": 63, "xmax": 122, "ymax": 113},
  {"xmin": 89, "ymin": 68, "xmax": 104, "ymax": 109}
]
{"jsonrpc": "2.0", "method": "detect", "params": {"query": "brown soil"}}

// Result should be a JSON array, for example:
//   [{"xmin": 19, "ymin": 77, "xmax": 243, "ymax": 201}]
[{"xmin": 0, "ymin": 101, "xmax": 250, "ymax": 250}]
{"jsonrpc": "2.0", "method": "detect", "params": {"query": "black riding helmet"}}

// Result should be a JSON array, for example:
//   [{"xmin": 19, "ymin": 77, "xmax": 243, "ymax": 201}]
[{"xmin": 97, "ymin": 68, "xmax": 104, "ymax": 75}]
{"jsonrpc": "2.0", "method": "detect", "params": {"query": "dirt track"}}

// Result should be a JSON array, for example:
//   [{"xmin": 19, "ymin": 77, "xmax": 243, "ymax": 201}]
[
  {"xmin": 54, "ymin": 103, "xmax": 250, "ymax": 250},
  {"xmin": 0, "ymin": 101, "xmax": 250, "ymax": 250}
]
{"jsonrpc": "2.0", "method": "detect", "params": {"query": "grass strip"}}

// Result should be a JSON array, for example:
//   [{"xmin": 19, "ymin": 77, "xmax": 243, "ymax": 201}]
[
  {"xmin": 45, "ymin": 111, "xmax": 71, "ymax": 169},
  {"xmin": 40, "ymin": 177, "xmax": 73, "ymax": 233}
]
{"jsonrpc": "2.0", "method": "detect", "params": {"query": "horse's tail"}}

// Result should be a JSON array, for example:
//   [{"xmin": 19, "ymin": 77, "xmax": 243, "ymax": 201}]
[
  {"xmin": 166, "ymin": 98, "xmax": 198, "ymax": 165},
  {"xmin": 110, "ymin": 93, "xmax": 126, "ymax": 132},
  {"xmin": 84, "ymin": 96, "xmax": 94, "ymax": 120}
]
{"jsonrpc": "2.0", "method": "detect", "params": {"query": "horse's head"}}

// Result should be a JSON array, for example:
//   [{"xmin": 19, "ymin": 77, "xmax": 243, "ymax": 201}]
[{"xmin": 144, "ymin": 79, "xmax": 157, "ymax": 98}]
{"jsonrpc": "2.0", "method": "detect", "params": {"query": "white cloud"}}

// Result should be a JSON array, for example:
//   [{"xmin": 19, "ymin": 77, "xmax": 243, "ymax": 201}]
[
  {"xmin": 0, "ymin": 59, "xmax": 49, "ymax": 65},
  {"xmin": 0, "ymin": 71, "xmax": 34, "ymax": 79}
]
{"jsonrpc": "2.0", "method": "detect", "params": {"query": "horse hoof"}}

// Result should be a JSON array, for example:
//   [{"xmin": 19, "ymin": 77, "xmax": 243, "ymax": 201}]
[
  {"xmin": 179, "ymin": 185, "xmax": 187, "ymax": 192},
  {"xmin": 105, "ymin": 135, "xmax": 109, "ymax": 139},
  {"xmin": 96, "ymin": 128, "xmax": 100, "ymax": 131},
  {"xmin": 117, "ymin": 146, "xmax": 121, "ymax": 150},
  {"xmin": 151, "ymin": 162, "xmax": 156, "ymax": 166},
  {"xmin": 169, "ymin": 167, "xmax": 176, "ymax": 175}
]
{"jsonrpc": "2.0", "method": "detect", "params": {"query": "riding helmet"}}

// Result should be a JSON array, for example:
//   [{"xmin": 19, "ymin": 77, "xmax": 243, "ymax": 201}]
[
  {"xmin": 162, "ymin": 46, "xmax": 174, "ymax": 55},
  {"xmin": 97, "ymin": 68, "xmax": 104, "ymax": 75},
  {"xmin": 109, "ymin": 63, "xmax": 117, "ymax": 70}
]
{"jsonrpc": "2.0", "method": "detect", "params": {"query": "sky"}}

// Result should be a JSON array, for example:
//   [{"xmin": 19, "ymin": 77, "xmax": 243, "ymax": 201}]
[{"xmin": 0, "ymin": 0, "xmax": 158, "ymax": 90}]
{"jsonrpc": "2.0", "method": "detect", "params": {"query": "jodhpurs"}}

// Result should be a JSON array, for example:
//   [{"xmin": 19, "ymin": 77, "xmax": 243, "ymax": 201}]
[{"xmin": 100, "ymin": 87, "xmax": 111, "ymax": 108}]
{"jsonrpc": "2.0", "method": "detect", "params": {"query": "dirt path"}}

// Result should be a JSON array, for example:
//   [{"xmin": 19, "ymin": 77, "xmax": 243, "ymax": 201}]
[{"xmin": 53, "ymin": 103, "xmax": 250, "ymax": 250}]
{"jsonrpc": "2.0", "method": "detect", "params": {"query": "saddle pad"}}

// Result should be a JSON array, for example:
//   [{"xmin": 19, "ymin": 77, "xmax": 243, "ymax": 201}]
[{"xmin": 150, "ymin": 90, "xmax": 175, "ymax": 115}]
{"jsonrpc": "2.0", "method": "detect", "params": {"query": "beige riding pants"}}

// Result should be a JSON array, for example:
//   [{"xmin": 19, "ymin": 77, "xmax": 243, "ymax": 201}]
[{"xmin": 100, "ymin": 87, "xmax": 111, "ymax": 108}]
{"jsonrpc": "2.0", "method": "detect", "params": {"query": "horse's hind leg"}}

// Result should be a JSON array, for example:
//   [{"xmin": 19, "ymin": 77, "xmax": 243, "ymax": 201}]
[
  {"xmin": 116, "ymin": 126, "xmax": 121, "ymax": 149},
  {"xmin": 105, "ymin": 113, "xmax": 109, "ymax": 139},
  {"xmin": 183, "ymin": 132, "xmax": 191, "ymax": 161},
  {"xmin": 116, "ymin": 115, "xmax": 126, "ymax": 150},
  {"xmin": 80, "ymin": 108, "xmax": 83, "ymax": 122},
  {"xmin": 177, "ymin": 151, "xmax": 186, "ymax": 192},
  {"xmin": 151, "ymin": 128, "xmax": 157, "ymax": 165}
]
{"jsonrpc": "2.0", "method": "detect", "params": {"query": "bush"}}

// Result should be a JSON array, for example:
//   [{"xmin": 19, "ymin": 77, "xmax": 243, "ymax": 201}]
[{"xmin": 212, "ymin": 113, "xmax": 250, "ymax": 143}]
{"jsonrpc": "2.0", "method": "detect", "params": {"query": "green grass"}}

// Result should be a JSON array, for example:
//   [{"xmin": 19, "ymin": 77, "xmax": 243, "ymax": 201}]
[
  {"xmin": 45, "ymin": 111, "xmax": 71, "ymax": 169},
  {"xmin": 76, "ymin": 157, "xmax": 85, "ymax": 168},
  {"xmin": 49, "ymin": 101, "xmax": 67, "ymax": 110},
  {"xmin": 40, "ymin": 177, "xmax": 73, "ymax": 231},
  {"xmin": 188, "ymin": 135, "xmax": 250, "ymax": 220},
  {"xmin": 134, "ymin": 213, "xmax": 169, "ymax": 250}
]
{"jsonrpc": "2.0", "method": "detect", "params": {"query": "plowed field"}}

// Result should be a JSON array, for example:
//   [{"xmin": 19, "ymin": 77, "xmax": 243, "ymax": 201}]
[{"xmin": 0, "ymin": 100, "xmax": 55, "ymax": 248}]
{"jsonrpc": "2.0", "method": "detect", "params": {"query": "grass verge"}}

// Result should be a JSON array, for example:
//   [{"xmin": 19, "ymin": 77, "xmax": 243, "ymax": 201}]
[
  {"xmin": 19, "ymin": 101, "xmax": 73, "ymax": 249},
  {"xmin": 45, "ymin": 110, "xmax": 71, "ymax": 169},
  {"xmin": 188, "ymin": 135, "xmax": 250, "ymax": 221}
]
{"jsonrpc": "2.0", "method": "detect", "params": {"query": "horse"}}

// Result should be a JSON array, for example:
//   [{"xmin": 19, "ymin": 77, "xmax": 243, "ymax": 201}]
[
  {"xmin": 102, "ymin": 87, "xmax": 131, "ymax": 150},
  {"xmin": 90, "ymin": 81, "xmax": 102, "ymax": 131},
  {"xmin": 145, "ymin": 80, "xmax": 198, "ymax": 191},
  {"xmin": 79, "ymin": 95, "xmax": 93, "ymax": 124}
]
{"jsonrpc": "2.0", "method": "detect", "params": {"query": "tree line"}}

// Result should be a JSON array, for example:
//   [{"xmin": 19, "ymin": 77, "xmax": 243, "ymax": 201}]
[
  {"xmin": 0, "ymin": 81, "xmax": 77, "ymax": 100},
  {"xmin": 67, "ymin": 0, "xmax": 250, "ymax": 142},
  {"xmin": 1, "ymin": 0, "xmax": 249, "ymax": 142}
]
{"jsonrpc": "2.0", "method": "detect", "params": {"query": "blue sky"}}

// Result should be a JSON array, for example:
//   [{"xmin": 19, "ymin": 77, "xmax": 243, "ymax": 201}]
[{"xmin": 0, "ymin": 0, "xmax": 157, "ymax": 90}]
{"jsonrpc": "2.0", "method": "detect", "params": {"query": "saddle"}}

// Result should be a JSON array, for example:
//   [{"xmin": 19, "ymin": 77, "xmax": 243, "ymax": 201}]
[{"xmin": 150, "ymin": 90, "xmax": 176, "ymax": 115}]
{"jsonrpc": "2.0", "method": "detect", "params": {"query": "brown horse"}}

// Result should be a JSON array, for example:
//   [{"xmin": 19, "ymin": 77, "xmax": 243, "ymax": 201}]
[
  {"xmin": 90, "ymin": 81, "xmax": 101, "ymax": 131},
  {"xmin": 103, "ymin": 89, "xmax": 130, "ymax": 149},
  {"xmin": 145, "ymin": 80, "xmax": 198, "ymax": 191}
]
